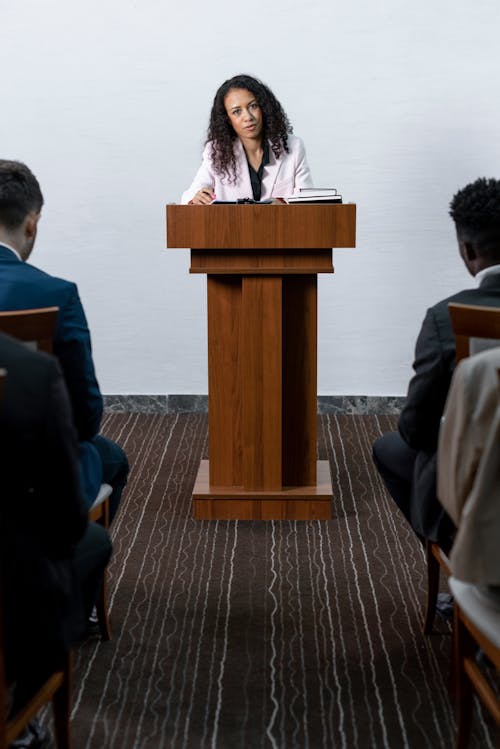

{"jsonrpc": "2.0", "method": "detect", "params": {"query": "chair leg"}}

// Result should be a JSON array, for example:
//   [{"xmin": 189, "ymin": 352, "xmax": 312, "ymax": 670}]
[
  {"xmin": 455, "ymin": 609, "xmax": 474, "ymax": 749},
  {"xmin": 423, "ymin": 541, "xmax": 440, "ymax": 635},
  {"xmin": 93, "ymin": 497, "xmax": 111, "ymax": 641},
  {"xmin": 52, "ymin": 653, "xmax": 72, "ymax": 749},
  {"xmin": 96, "ymin": 573, "xmax": 111, "ymax": 641},
  {"xmin": 447, "ymin": 623, "xmax": 457, "ymax": 699}
]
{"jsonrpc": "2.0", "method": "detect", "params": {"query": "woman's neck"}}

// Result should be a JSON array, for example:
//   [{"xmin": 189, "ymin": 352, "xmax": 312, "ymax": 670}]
[{"xmin": 241, "ymin": 137, "xmax": 264, "ymax": 171}]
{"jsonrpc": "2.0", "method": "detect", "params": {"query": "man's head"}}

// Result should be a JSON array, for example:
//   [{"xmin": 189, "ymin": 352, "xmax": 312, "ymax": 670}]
[
  {"xmin": 0, "ymin": 160, "xmax": 43, "ymax": 261},
  {"xmin": 449, "ymin": 177, "xmax": 500, "ymax": 276}
]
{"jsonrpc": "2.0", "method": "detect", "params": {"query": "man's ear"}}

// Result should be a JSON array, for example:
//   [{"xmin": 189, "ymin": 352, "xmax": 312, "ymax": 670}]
[
  {"xmin": 25, "ymin": 211, "xmax": 40, "ymax": 239},
  {"xmin": 458, "ymin": 238, "xmax": 477, "ymax": 264}
]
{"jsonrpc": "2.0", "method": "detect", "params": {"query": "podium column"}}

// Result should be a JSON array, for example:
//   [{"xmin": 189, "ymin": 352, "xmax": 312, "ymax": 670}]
[{"xmin": 241, "ymin": 276, "xmax": 283, "ymax": 490}]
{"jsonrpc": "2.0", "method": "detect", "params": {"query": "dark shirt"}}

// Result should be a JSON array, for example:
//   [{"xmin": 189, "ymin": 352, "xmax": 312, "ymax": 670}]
[{"xmin": 246, "ymin": 142, "xmax": 270, "ymax": 201}]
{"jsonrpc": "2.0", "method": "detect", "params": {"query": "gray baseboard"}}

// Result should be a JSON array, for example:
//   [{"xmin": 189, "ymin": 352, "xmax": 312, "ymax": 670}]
[
  {"xmin": 317, "ymin": 395, "xmax": 403, "ymax": 414},
  {"xmin": 103, "ymin": 394, "xmax": 404, "ymax": 415}
]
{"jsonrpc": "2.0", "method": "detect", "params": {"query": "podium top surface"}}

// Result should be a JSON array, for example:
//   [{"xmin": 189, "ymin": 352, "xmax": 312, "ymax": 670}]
[{"xmin": 166, "ymin": 203, "xmax": 356, "ymax": 250}]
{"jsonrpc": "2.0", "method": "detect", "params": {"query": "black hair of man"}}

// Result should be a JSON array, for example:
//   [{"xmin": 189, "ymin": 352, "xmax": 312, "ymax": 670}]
[
  {"xmin": 0, "ymin": 160, "xmax": 44, "ymax": 230},
  {"xmin": 449, "ymin": 177, "xmax": 500, "ymax": 263}
]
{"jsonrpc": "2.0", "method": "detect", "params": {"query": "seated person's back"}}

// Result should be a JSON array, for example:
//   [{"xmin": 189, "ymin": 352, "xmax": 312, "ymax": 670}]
[
  {"xmin": 372, "ymin": 177, "xmax": 500, "ymax": 545},
  {"xmin": 437, "ymin": 346, "xmax": 500, "ymax": 587},
  {"xmin": 0, "ymin": 160, "xmax": 129, "ymax": 521},
  {"xmin": 0, "ymin": 331, "xmax": 111, "ymax": 719}
]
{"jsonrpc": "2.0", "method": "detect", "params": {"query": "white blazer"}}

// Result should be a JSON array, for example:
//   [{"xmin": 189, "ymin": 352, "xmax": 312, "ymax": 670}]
[{"xmin": 181, "ymin": 134, "xmax": 313, "ymax": 204}]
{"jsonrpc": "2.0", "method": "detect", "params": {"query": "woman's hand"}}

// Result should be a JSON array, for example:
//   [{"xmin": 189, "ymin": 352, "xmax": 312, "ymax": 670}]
[{"xmin": 190, "ymin": 188, "xmax": 216, "ymax": 205}]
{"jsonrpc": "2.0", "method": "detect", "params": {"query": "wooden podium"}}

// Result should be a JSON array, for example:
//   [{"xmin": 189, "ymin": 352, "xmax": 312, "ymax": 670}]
[{"xmin": 167, "ymin": 204, "xmax": 356, "ymax": 520}]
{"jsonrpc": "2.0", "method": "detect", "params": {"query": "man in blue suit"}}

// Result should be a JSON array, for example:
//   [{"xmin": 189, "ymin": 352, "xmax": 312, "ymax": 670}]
[{"xmin": 0, "ymin": 160, "xmax": 128, "ymax": 521}]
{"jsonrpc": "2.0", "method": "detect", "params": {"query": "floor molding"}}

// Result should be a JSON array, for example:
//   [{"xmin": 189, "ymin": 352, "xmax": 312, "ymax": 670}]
[{"xmin": 103, "ymin": 394, "xmax": 404, "ymax": 414}]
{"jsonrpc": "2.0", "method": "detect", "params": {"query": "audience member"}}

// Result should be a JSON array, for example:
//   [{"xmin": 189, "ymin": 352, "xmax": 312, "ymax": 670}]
[
  {"xmin": 437, "ymin": 347, "xmax": 500, "ymax": 599},
  {"xmin": 0, "ymin": 160, "xmax": 128, "ymax": 521},
  {"xmin": 0, "ymin": 332, "xmax": 112, "ymax": 749},
  {"xmin": 372, "ymin": 177, "xmax": 500, "ymax": 547}
]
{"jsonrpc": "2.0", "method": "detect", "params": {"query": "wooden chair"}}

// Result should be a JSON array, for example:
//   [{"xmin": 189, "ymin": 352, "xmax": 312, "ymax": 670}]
[
  {"xmin": 0, "ymin": 577, "xmax": 72, "ymax": 748},
  {"xmin": 449, "ymin": 577, "xmax": 500, "ymax": 748},
  {"xmin": 0, "ymin": 367, "xmax": 72, "ymax": 747},
  {"xmin": 449, "ymin": 302, "xmax": 500, "ymax": 362},
  {"xmin": 423, "ymin": 540, "xmax": 453, "ymax": 634},
  {"xmin": 423, "ymin": 302, "xmax": 500, "ymax": 634},
  {"xmin": 0, "ymin": 308, "xmax": 112, "ymax": 640},
  {"xmin": 88, "ymin": 484, "xmax": 112, "ymax": 640},
  {"xmin": 0, "ymin": 307, "xmax": 58, "ymax": 353}
]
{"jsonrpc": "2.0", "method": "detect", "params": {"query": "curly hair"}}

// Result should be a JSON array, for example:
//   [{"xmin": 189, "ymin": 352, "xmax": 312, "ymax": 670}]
[
  {"xmin": 0, "ymin": 160, "xmax": 43, "ymax": 230},
  {"xmin": 206, "ymin": 74, "xmax": 293, "ymax": 183},
  {"xmin": 449, "ymin": 178, "xmax": 500, "ymax": 230}
]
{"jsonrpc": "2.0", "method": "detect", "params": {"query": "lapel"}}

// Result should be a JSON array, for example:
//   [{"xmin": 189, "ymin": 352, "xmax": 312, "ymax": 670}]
[
  {"xmin": 233, "ymin": 139, "xmax": 253, "ymax": 198},
  {"xmin": 233, "ymin": 139, "xmax": 284, "ymax": 199},
  {"xmin": 261, "ymin": 142, "xmax": 284, "ymax": 197}
]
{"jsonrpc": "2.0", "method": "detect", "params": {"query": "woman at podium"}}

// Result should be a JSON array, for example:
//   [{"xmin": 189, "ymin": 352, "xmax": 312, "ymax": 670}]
[{"xmin": 181, "ymin": 74, "xmax": 313, "ymax": 205}]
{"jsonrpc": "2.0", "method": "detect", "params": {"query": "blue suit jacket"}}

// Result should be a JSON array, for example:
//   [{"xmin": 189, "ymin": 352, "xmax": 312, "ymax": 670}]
[{"xmin": 0, "ymin": 243, "xmax": 103, "ymax": 505}]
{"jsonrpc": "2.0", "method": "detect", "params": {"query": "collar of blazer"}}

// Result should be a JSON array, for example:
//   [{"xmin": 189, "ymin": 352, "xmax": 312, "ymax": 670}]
[
  {"xmin": 0, "ymin": 243, "xmax": 23, "ymax": 263},
  {"xmin": 479, "ymin": 270, "xmax": 500, "ymax": 290},
  {"xmin": 233, "ymin": 138, "xmax": 284, "ymax": 198}
]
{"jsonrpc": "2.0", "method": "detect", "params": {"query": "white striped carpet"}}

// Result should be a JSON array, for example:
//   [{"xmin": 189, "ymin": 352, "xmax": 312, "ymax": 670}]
[{"xmin": 46, "ymin": 413, "xmax": 496, "ymax": 748}]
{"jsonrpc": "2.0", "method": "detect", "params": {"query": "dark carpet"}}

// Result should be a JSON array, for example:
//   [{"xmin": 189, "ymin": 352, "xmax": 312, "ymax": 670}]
[{"xmin": 45, "ymin": 413, "xmax": 496, "ymax": 748}]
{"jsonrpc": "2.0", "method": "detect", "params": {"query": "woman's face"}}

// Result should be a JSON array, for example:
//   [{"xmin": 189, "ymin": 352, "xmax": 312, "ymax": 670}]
[{"xmin": 224, "ymin": 88, "xmax": 263, "ymax": 142}]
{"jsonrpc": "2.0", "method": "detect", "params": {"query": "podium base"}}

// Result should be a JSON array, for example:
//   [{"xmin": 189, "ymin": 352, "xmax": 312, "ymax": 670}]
[{"xmin": 192, "ymin": 460, "xmax": 333, "ymax": 520}]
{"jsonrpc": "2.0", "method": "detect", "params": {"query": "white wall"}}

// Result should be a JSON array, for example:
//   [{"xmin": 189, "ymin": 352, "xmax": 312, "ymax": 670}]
[{"xmin": 2, "ymin": 0, "xmax": 500, "ymax": 395}]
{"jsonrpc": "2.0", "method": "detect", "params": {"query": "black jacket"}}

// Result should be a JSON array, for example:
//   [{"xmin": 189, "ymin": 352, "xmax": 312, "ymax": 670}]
[
  {"xmin": 398, "ymin": 272, "xmax": 500, "ymax": 541},
  {"xmin": 0, "ymin": 333, "xmax": 88, "ymax": 684}
]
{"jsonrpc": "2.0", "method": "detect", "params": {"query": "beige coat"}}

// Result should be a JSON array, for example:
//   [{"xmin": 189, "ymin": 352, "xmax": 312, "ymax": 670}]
[{"xmin": 437, "ymin": 347, "xmax": 500, "ymax": 584}]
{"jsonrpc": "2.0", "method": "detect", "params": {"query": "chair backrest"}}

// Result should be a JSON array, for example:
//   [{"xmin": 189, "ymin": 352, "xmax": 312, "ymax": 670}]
[
  {"xmin": 0, "ymin": 308, "xmax": 58, "ymax": 354},
  {"xmin": 448, "ymin": 302, "xmax": 500, "ymax": 363}
]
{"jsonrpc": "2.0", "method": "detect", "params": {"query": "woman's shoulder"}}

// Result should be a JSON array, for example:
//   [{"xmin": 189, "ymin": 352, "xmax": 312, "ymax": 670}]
[{"xmin": 284, "ymin": 133, "xmax": 306, "ymax": 153}]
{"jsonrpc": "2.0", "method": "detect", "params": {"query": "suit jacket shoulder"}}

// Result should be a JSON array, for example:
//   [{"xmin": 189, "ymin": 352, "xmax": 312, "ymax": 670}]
[{"xmin": 0, "ymin": 249, "xmax": 103, "ymax": 441}]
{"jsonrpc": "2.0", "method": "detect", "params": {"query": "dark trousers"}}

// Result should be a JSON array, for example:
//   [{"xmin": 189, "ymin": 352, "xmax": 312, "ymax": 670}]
[
  {"xmin": 74, "ymin": 520, "xmax": 112, "ymax": 618},
  {"xmin": 11, "ymin": 522, "xmax": 112, "ymax": 709},
  {"xmin": 373, "ymin": 431, "xmax": 455, "ymax": 552},
  {"xmin": 93, "ymin": 434, "xmax": 129, "ymax": 524},
  {"xmin": 372, "ymin": 431, "xmax": 421, "ymax": 538}
]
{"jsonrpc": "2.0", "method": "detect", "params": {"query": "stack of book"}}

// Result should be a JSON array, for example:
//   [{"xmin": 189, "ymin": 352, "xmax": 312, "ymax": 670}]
[{"xmin": 286, "ymin": 188, "xmax": 342, "ymax": 204}]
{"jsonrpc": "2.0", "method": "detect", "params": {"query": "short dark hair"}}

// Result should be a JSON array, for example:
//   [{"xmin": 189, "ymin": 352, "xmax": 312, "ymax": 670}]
[
  {"xmin": 0, "ymin": 160, "xmax": 44, "ymax": 230},
  {"xmin": 449, "ymin": 178, "xmax": 500, "ymax": 231}
]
